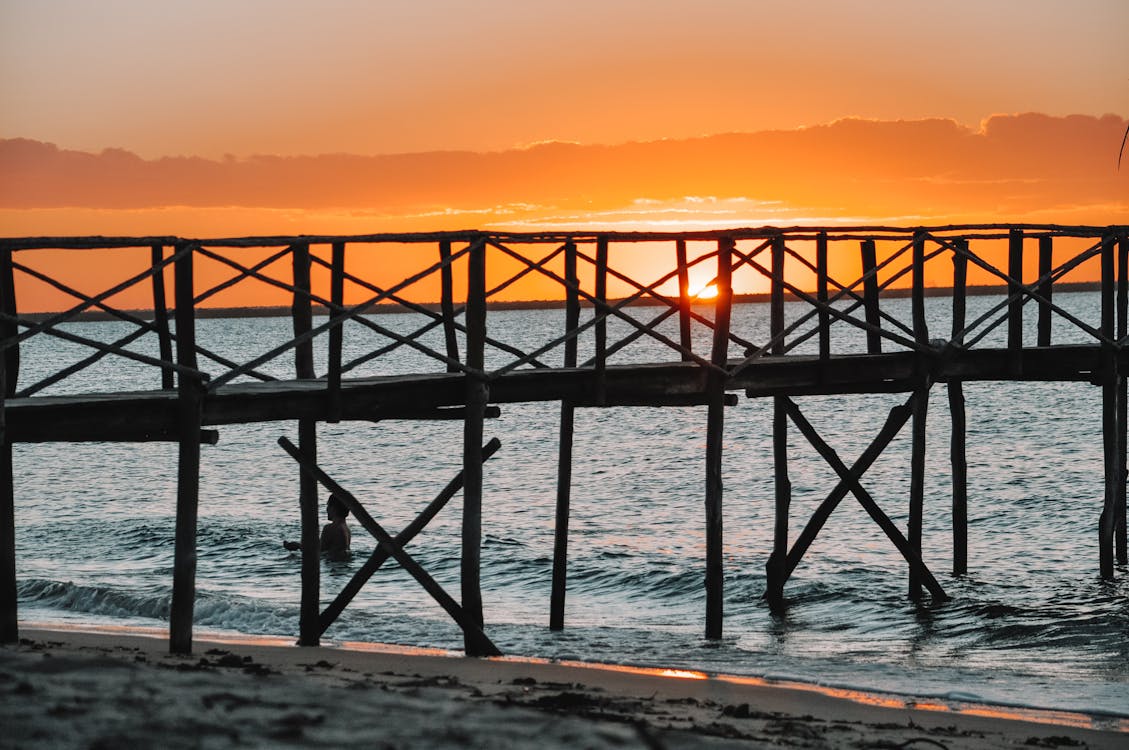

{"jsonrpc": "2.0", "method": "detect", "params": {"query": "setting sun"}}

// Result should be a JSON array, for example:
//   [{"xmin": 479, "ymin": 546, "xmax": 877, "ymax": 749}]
[{"xmin": 694, "ymin": 284, "xmax": 719, "ymax": 300}]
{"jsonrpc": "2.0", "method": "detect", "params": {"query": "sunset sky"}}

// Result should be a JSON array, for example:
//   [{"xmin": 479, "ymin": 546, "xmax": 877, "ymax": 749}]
[{"xmin": 1, "ymin": 1, "xmax": 1127, "ymax": 309}]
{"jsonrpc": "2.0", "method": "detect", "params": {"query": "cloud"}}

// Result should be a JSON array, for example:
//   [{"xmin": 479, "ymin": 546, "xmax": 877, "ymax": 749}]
[{"xmin": 2, "ymin": 114, "xmax": 1126, "ymax": 227}]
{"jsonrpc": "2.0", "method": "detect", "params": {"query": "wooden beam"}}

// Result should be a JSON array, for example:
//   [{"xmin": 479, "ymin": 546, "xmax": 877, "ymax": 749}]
[
  {"xmin": 327, "ymin": 241, "xmax": 345, "ymax": 422},
  {"xmin": 1118, "ymin": 237, "xmax": 1128, "ymax": 565},
  {"xmin": 1008, "ymin": 229, "xmax": 1024, "ymax": 376},
  {"xmin": 169, "ymin": 243, "xmax": 202, "ymax": 655},
  {"xmin": 1100, "ymin": 235, "xmax": 1117, "ymax": 579},
  {"xmin": 783, "ymin": 397, "xmax": 948, "ymax": 601},
  {"xmin": 551, "ymin": 242, "xmax": 579, "ymax": 631},
  {"xmin": 1037, "ymin": 236, "xmax": 1054, "ymax": 347},
  {"xmin": 0, "ymin": 245, "xmax": 17, "ymax": 641},
  {"xmin": 950, "ymin": 240, "xmax": 969, "ymax": 577},
  {"xmin": 676, "ymin": 240, "xmax": 692, "ymax": 361},
  {"xmin": 861, "ymin": 239, "xmax": 882, "ymax": 354},
  {"xmin": 462, "ymin": 239, "xmax": 488, "ymax": 653},
  {"xmin": 816, "ymin": 232, "xmax": 830, "ymax": 362},
  {"xmin": 440, "ymin": 240, "xmax": 461, "ymax": 372},
  {"xmin": 704, "ymin": 238, "xmax": 732, "ymax": 639},
  {"xmin": 278, "ymin": 436, "xmax": 501, "ymax": 656},
  {"xmin": 150, "ymin": 245, "xmax": 174, "ymax": 391},
  {"xmin": 594, "ymin": 237, "xmax": 609, "ymax": 405},
  {"xmin": 318, "ymin": 438, "xmax": 502, "ymax": 636},
  {"xmin": 781, "ymin": 399, "xmax": 912, "ymax": 583},
  {"xmin": 292, "ymin": 243, "xmax": 320, "ymax": 647}
]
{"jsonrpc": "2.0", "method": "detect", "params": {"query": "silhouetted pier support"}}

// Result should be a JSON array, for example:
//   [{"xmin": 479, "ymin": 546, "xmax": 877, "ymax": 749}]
[
  {"xmin": 293, "ymin": 243, "xmax": 321, "ymax": 647},
  {"xmin": 0, "ymin": 246, "xmax": 16, "ymax": 644},
  {"xmin": 170, "ymin": 242, "xmax": 203, "ymax": 655},
  {"xmin": 765, "ymin": 235, "xmax": 790, "ymax": 607},
  {"xmin": 462, "ymin": 240, "xmax": 489, "ymax": 654},
  {"xmin": 550, "ymin": 243, "xmax": 579, "ymax": 631},
  {"xmin": 949, "ymin": 241, "xmax": 969, "ymax": 576},
  {"xmin": 2, "ymin": 225, "xmax": 1127, "ymax": 655},
  {"xmin": 704, "ymin": 238, "xmax": 733, "ymax": 639}
]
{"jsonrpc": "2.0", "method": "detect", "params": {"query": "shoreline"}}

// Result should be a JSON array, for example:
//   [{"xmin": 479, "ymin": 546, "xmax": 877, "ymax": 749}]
[{"xmin": 3, "ymin": 623, "xmax": 1125, "ymax": 748}]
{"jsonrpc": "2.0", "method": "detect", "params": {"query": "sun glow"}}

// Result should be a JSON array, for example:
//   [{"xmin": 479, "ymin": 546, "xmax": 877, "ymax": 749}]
[{"xmin": 694, "ymin": 284, "xmax": 719, "ymax": 300}]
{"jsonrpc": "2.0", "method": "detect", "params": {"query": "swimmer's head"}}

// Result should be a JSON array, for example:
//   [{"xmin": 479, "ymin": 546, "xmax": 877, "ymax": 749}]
[{"xmin": 327, "ymin": 494, "xmax": 350, "ymax": 521}]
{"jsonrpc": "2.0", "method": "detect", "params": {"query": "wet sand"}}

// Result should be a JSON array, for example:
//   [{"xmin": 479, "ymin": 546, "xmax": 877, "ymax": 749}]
[{"xmin": 2, "ymin": 626, "xmax": 1125, "ymax": 749}]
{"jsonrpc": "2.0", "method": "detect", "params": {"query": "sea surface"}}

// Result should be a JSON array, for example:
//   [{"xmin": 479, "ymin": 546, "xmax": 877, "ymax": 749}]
[{"xmin": 11, "ymin": 292, "xmax": 1129, "ymax": 719}]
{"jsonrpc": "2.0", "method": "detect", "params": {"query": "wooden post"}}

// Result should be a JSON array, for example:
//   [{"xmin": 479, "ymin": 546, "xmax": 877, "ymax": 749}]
[
  {"xmin": 912, "ymin": 233, "xmax": 929, "ymax": 346},
  {"xmin": 1037, "ymin": 236, "xmax": 1054, "ymax": 347},
  {"xmin": 169, "ymin": 242, "xmax": 202, "ymax": 654},
  {"xmin": 327, "ymin": 241, "xmax": 345, "ymax": 423},
  {"xmin": 950, "ymin": 241, "xmax": 969, "ymax": 576},
  {"xmin": 908, "ymin": 234, "xmax": 929, "ymax": 600},
  {"xmin": 550, "ymin": 242, "xmax": 579, "ymax": 630},
  {"xmin": 462, "ymin": 240, "xmax": 488, "ymax": 652},
  {"xmin": 676, "ymin": 240, "xmax": 692, "ymax": 360},
  {"xmin": 1008, "ymin": 229, "xmax": 1024, "ymax": 375},
  {"xmin": 0, "ymin": 246, "xmax": 16, "ymax": 643},
  {"xmin": 909, "ymin": 386, "xmax": 928, "ymax": 600},
  {"xmin": 594, "ymin": 237, "xmax": 609, "ymax": 405},
  {"xmin": 816, "ymin": 232, "xmax": 830, "ymax": 362},
  {"xmin": 1100, "ymin": 236, "xmax": 1117, "ymax": 579},
  {"xmin": 1117, "ymin": 237, "xmax": 1128, "ymax": 565},
  {"xmin": 704, "ymin": 238, "xmax": 732, "ymax": 640},
  {"xmin": 765, "ymin": 234, "xmax": 791, "ymax": 606},
  {"xmin": 440, "ymin": 240, "xmax": 461, "ymax": 372},
  {"xmin": 150, "ymin": 245, "xmax": 175, "ymax": 390},
  {"xmin": 860, "ymin": 239, "xmax": 881, "ymax": 354},
  {"xmin": 292, "ymin": 243, "xmax": 320, "ymax": 646}
]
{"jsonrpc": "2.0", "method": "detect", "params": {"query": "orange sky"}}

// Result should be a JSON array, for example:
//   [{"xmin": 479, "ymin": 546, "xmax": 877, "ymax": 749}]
[{"xmin": 1, "ymin": 1, "xmax": 1127, "ymax": 310}]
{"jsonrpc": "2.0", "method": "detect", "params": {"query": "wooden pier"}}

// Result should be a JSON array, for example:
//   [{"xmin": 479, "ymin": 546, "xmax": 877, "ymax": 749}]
[{"xmin": 1, "ymin": 225, "xmax": 1127, "ymax": 654}]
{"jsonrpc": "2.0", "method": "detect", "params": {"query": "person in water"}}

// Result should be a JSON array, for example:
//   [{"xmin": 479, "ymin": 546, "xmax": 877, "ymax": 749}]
[
  {"xmin": 283, "ymin": 494, "xmax": 351, "ymax": 559},
  {"xmin": 319, "ymin": 494, "xmax": 351, "ymax": 560}
]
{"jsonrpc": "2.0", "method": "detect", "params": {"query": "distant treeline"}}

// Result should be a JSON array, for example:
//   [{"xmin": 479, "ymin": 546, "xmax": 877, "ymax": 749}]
[{"xmin": 21, "ymin": 281, "xmax": 1102, "ymax": 323}]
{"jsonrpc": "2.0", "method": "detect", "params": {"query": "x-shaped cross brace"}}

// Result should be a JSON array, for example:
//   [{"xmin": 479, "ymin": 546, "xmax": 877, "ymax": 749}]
[
  {"xmin": 278, "ymin": 435, "xmax": 503, "ymax": 656},
  {"xmin": 772, "ymin": 394, "xmax": 948, "ymax": 602}
]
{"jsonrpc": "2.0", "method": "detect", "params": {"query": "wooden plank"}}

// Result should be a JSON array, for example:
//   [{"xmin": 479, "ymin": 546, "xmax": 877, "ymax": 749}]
[
  {"xmin": 327, "ymin": 241, "xmax": 345, "ymax": 422},
  {"xmin": 462, "ymin": 239, "xmax": 488, "ymax": 652},
  {"xmin": 319, "ymin": 438, "xmax": 502, "ymax": 636},
  {"xmin": 277, "ymin": 436, "xmax": 501, "ymax": 656},
  {"xmin": 440, "ymin": 240, "xmax": 461, "ymax": 372},
  {"xmin": 150, "ymin": 245, "xmax": 175, "ymax": 390},
  {"xmin": 169, "ymin": 242, "xmax": 201, "ymax": 655},
  {"xmin": 550, "ymin": 242, "xmax": 580, "ymax": 630},
  {"xmin": 1008, "ymin": 229, "xmax": 1024, "ymax": 375},
  {"xmin": 704, "ymin": 238, "xmax": 732, "ymax": 639},
  {"xmin": 676, "ymin": 240, "xmax": 692, "ymax": 361},
  {"xmin": 1037, "ymin": 236, "xmax": 1054, "ymax": 347},
  {"xmin": 861, "ymin": 240, "xmax": 882, "ymax": 354}
]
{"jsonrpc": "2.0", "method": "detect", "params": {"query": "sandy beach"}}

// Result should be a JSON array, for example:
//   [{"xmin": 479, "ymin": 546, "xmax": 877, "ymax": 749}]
[{"xmin": 1, "ymin": 626, "xmax": 1124, "ymax": 749}]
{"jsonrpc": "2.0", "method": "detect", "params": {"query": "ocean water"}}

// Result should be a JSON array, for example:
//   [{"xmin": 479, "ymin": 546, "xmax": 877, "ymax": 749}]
[{"xmin": 10, "ymin": 292, "xmax": 1129, "ymax": 719}]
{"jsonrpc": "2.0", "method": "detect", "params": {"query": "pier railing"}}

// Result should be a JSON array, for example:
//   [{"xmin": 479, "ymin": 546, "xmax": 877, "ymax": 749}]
[{"xmin": 1, "ymin": 226, "xmax": 1127, "ymax": 402}]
